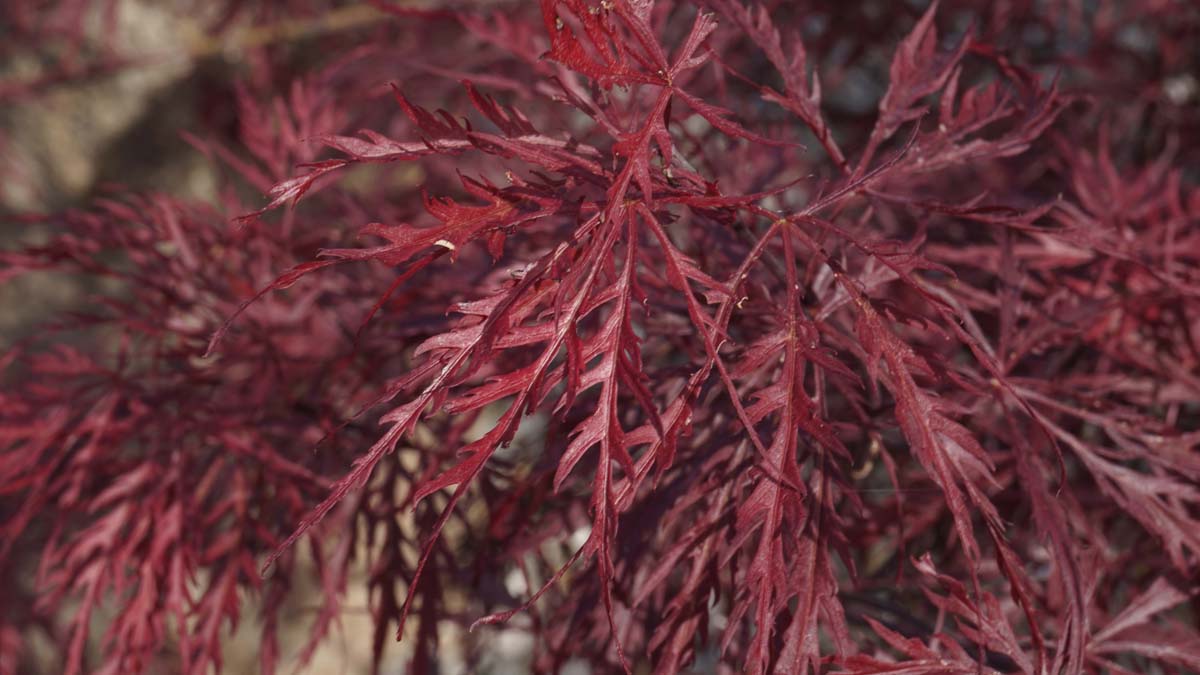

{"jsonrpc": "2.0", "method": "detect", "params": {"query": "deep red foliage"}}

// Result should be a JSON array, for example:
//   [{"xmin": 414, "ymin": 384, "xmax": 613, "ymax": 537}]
[{"xmin": 3, "ymin": 1, "xmax": 1200, "ymax": 674}]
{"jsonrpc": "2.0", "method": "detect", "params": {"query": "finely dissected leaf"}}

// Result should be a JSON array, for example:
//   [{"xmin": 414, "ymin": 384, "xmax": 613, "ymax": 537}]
[{"xmin": 4, "ymin": 1, "xmax": 1199, "ymax": 674}]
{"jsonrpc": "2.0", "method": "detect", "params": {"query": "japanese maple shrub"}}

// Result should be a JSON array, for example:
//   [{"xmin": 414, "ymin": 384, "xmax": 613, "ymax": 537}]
[{"xmin": 2, "ymin": 1, "xmax": 1199, "ymax": 674}]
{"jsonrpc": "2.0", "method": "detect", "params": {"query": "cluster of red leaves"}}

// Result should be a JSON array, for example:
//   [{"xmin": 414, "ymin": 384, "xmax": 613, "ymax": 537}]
[
  {"xmin": 0, "ymin": 36, "xmax": 494, "ymax": 672},
  {"xmin": 4, "ymin": 1, "xmax": 1199, "ymax": 674}
]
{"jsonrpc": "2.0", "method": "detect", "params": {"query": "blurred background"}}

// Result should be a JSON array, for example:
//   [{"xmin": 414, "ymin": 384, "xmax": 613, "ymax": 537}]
[{"xmin": 1, "ymin": 2, "xmax": 383, "ymax": 342}]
